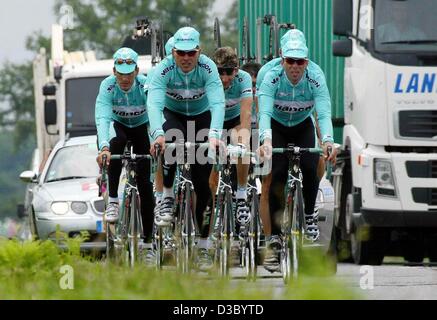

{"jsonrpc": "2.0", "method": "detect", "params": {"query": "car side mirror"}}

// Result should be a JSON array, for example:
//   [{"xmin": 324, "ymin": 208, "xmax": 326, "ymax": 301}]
[{"xmin": 20, "ymin": 171, "xmax": 38, "ymax": 183}]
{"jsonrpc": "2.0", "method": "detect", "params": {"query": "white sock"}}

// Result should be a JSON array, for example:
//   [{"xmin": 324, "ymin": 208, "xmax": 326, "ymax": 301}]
[
  {"xmin": 236, "ymin": 186, "xmax": 247, "ymax": 201},
  {"xmin": 163, "ymin": 187, "xmax": 174, "ymax": 199},
  {"xmin": 109, "ymin": 197, "xmax": 119, "ymax": 204}
]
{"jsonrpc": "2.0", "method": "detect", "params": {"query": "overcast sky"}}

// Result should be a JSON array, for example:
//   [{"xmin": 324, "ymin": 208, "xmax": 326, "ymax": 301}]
[{"xmin": 0, "ymin": 0, "xmax": 234, "ymax": 65}]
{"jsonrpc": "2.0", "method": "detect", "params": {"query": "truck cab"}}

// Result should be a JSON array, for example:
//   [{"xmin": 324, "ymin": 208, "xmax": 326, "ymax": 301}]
[{"xmin": 333, "ymin": 0, "xmax": 437, "ymax": 264}]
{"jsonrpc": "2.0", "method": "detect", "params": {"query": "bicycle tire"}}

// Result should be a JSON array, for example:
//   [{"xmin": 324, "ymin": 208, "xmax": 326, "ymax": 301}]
[
  {"xmin": 105, "ymin": 220, "xmax": 116, "ymax": 261},
  {"xmin": 219, "ymin": 191, "xmax": 233, "ymax": 277},
  {"xmin": 154, "ymin": 225, "xmax": 165, "ymax": 270},
  {"xmin": 128, "ymin": 189, "xmax": 141, "ymax": 268},
  {"xmin": 184, "ymin": 186, "xmax": 196, "ymax": 273},
  {"xmin": 290, "ymin": 183, "xmax": 305, "ymax": 281},
  {"xmin": 246, "ymin": 188, "xmax": 259, "ymax": 281},
  {"xmin": 281, "ymin": 184, "xmax": 295, "ymax": 284}
]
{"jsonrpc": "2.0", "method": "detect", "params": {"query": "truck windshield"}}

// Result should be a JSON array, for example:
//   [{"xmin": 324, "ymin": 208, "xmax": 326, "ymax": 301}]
[
  {"xmin": 65, "ymin": 77, "xmax": 106, "ymax": 137},
  {"xmin": 374, "ymin": 0, "xmax": 437, "ymax": 53}
]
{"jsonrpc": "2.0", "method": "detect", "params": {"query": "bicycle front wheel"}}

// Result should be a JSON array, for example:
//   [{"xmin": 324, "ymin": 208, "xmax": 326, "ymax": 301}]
[
  {"xmin": 219, "ymin": 191, "xmax": 233, "ymax": 277},
  {"xmin": 128, "ymin": 189, "xmax": 141, "ymax": 268},
  {"xmin": 245, "ymin": 189, "xmax": 259, "ymax": 281},
  {"xmin": 292, "ymin": 184, "xmax": 305, "ymax": 279}
]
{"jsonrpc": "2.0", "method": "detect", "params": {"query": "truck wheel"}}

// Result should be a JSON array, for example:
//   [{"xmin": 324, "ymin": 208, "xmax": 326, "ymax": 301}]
[
  {"xmin": 325, "ymin": 222, "xmax": 338, "ymax": 274},
  {"xmin": 402, "ymin": 231, "xmax": 425, "ymax": 264},
  {"xmin": 426, "ymin": 234, "xmax": 437, "ymax": 264},
  {"xmin": 351, "ymin": 224, "xmax": 387, "ymax": 265}
]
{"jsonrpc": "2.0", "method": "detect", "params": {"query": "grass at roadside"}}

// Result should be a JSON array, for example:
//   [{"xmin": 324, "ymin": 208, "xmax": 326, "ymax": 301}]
[{"xmin": 0, "ymin": 237, "xmax": 361, "ymax": 300}]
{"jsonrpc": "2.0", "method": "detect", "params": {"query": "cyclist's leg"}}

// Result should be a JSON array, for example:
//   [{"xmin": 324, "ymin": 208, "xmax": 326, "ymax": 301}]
[
  {"xmin": 260, "ymin": 173, "xmax": 272, "ymax": 234},
  {"xmin": 269, "ymin": 119, "xmax": 289, "ymax": 236},
  {"xmin": 162, "ymin": 109, "xmax": 187, "ymax": 193},
  {"xmin": 189, "ymin": 111, "xmax": 213, "ymax": 235},
  {"xmin": 130, "ymin": 123, "xmax": 154, "ymax": 242},
  {"xmin": 156, "ymin": 109, "xmax": 187, "ymax": 224},
  {"xmin": 108, "ymin": 121, "xmax": 128, "ymax": 201},
  {"xmin": 230, "ymin": 120, "xmax": 251, "ymax": 226},
  {"xmin": 293, "ymin": 118, "xmax": 320, "ymax": 241},
  {"xmin": 294, "ymin": 118, "xmax": 320, "ymax": 216}
]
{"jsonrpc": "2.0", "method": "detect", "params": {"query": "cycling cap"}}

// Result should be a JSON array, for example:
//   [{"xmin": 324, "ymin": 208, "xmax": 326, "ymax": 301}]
[
  {"xmin": 113, "ymin": 47, "xmax": 138, "ymax": 74},
  {"xmin": 282, "ymin": 36, "xmax": 308, "ymax": 59},
  {"xmin": 165, "ymin": 36, "xmax": 175, "ymax": 56},
  {"xmin": 280, "ymin": 29, "xmax": 306, "ymax": 49},
  {"xmin": 173, "ymin": 27, "xmax": 200, "ymax": 51}
]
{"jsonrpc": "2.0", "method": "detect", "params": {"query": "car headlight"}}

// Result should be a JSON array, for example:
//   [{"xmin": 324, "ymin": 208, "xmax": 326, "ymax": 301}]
[
  {"xmin": 51, "ymin": 202, "xmax": 69, "ymax": 215},
  {"xmin": 374, "ymin": 159, "xmax": 397, "ymax": 197},
  {"xmin": 71, "ymin": 201, "xmax": 88, "ymax": 214}
]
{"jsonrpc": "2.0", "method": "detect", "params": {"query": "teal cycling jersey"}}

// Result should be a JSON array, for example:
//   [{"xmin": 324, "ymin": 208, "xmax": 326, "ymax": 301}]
[
  {"xmin": 147, "ymin": 54, "xmax": 225, "ymax": 139},
  {"xmin": 224, "ymin": 69, "xmax": 253, "ymax": 121},
  {"xmin": 256, "ymin": 57, "xmax": 281, "ymax": 93},
  {"xmin": 258, "ymin": 60, "xmax": 334, "ymax": 144},
  {"xmin": 95, "ymin": 74, "xmax": 148, "ymax": 150},
  {"xmin": 147, "ymin": 54, "xmax": 225, "ymax": 140}
]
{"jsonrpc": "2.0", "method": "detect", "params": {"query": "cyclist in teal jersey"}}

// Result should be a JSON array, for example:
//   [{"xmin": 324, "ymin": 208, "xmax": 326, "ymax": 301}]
[
  {"xmin": 147, "ymin": 27, "xmax": 225, "ymax": 268},
  {"xmin": 208, "ymin": 47, "xmax": 253, "ymax": 230},
  {"xmin": 257, "ymin": 30, "xmax": 337, "ymax": 271},
  {"xmin": 95, "ymin": 47, "xmax": 154, "ymax": 242},
  {"xmin": 144, "ymin": 36, "xmax": 175, "ymax": 211}
]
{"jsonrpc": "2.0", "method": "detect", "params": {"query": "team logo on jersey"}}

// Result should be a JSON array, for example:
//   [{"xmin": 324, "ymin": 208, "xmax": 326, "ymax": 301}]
[
  {"xmin": 306, "ymin": 74, "xmax": 320, "ymax": 88},
  {"xmin": 271, "ymin": 77, "xmax": 280, "ymax": 85},
  {"xmin": 161, "ymin": 64, "xmax": 176, "ymax": 76},
  {"xmin": 113, "ymin": 105, "xmax": 147, "ymax": 118},
  {"xmin": 198, "ymin": 62, "xmax": 212, "ymax": 74},
  {"xmin": 273, "ymin": 100, "xmax": 314, "ymax": 113}
]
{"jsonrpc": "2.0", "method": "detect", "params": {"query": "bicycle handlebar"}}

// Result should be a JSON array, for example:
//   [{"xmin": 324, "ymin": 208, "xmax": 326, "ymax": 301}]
[
  {"xmin": 272, "ymin": 147, "xmax": 322, "ymax": 155},
  {"xmin": 166, "ymin": 142, "xmax": 210, "ymax": 150},
  {"xmin": 110, "ymin": 154, "xmax": 153, "ymax": 161}
]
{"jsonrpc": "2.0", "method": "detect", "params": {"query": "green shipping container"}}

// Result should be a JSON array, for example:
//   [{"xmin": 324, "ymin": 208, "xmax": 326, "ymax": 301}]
[{"xmin": 239, "ymin": 0, "xmax": 344, "ymax": 142}]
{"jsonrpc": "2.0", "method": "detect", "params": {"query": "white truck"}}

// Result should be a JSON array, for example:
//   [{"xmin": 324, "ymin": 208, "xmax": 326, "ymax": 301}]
[{"xmin": 332, "ymin": 0, "xmax": 437, "ymax": 264}]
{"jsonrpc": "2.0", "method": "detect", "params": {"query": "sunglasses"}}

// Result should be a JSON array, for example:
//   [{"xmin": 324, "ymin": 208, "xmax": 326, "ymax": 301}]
[
  {"xmin": 175, "ymin": 50, "xmax": 199, "ymax": 57},
  {"xmin": 217, "ymin": 67, "xmax": 236, "ymax": 76},
  {"xmin": 284, "ymin": 57, "xmax": 307, "ymax": 66},
  {"xmin": 115, "ymin": 58, "xmax": 136, "ymax": 65}
]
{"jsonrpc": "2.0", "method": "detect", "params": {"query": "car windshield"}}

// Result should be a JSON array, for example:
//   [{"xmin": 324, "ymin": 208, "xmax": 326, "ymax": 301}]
[
  {"xmin": 374, "ymin": 0, "xmax": 437, "ymax": 53},
  {"xmin": 45, "ymin": 143, "xmax": 99, "ymax": 183}
]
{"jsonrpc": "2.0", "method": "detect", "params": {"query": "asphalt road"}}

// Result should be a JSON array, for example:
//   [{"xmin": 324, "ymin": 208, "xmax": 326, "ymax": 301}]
[{"xmin": 228, "ymin": 261, "xmax": 437, "ymax": 300}]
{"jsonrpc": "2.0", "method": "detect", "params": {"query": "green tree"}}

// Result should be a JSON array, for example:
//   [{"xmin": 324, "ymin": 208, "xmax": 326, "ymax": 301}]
[
  {"xmin": 219, "ymin": 0, "xmax": 238, "ymax": 51},
  {"xmin": 54, "ymin": 0, "xmax": 215, "ymax": 58}
]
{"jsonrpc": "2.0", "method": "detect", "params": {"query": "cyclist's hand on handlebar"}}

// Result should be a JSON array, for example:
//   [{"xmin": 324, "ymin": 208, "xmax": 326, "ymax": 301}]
[
  {"xmin": 97, "ymin": 148, "xmax": 111, "ymax": 169},
  {"xmin": 151, "ymin": 136, "xmax": 166, "ymax": 155},
  {"xmin": 323, "ymin": 142, "xmax": 337, "ymax": 165},
  {"xmin": 257, "ymin": 140, "xmax": 272, "ymax": 161}
]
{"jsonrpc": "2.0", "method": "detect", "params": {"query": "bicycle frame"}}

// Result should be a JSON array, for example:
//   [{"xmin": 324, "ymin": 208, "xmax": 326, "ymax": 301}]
[
  {"xmin": 168, "ymin": 141, "xmax": 207, "ymax": 273},
  {"xmin": 272, "ymin": 145, "xmax": 321, "ymax": 283},
  {"xmin": 105, "ymin": 144, "xmax": 153, "ymax": 267}
]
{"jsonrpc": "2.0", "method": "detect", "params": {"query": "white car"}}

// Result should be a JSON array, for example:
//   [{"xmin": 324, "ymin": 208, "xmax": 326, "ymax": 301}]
[{"xmin": 20, "ymin": 135, "xmax": 105, "ymax": 251}]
